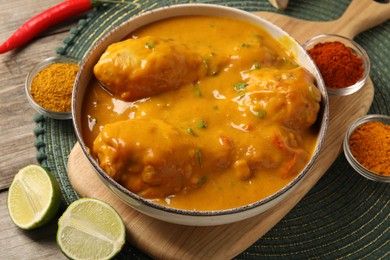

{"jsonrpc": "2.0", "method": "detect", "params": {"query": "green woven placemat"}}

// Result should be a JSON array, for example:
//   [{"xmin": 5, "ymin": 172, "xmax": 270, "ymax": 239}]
[{"xmin": 33, "ymin": 0, "xmax": 389, "ymax": 258}]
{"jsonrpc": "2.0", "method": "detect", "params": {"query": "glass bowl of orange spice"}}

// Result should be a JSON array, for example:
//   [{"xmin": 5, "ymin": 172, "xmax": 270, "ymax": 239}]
[
  {"xmin": 25, "ymin": 55, "xmax": 80, "ymax": 120},
  {"xmin": 303, "ymin": 34, "xmax": 370, "ymax": 96},
  {"xmin": 343, "ymin": 114, "xmax": 390, "ymax": 183}
]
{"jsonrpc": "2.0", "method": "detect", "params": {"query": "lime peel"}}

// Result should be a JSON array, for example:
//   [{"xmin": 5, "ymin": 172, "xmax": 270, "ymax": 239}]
[
  {"xmin": 7, "ymin": 165, "xmax": 62, "ymax": 230},
  {"xmin": 57, "ymin": 198, "xmax": 126, "ymax": 260}
]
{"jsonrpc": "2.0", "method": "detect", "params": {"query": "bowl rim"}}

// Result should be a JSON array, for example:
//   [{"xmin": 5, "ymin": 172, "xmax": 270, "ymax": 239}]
[
  {"xmin": 25, "ymin": 55, "xmax": 80, "ymax": 120},
  {"xmin": 72, "ymin": 3, "xmax": 330, "ymax": 217},
  {"xmin": 302, "ymin": 33, "xmax": 371, "ymax": 96},
  {"xmin": 343, "ymin": 114, "xmax": 390, "ymax": 183}
]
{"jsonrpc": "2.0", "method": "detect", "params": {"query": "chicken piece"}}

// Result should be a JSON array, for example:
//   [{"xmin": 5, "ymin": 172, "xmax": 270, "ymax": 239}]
[
  {"xmin": 93, "ymin": 36, "xmax": 207, "ymax": 101},
  {"xmin": 236, "ymin": 67, "xmax": 321, "ymax": 129},
  {"xmin": 93, "ymin": 118, "xmax": 200, "ymax": 198},
  {"xmin": 248, "ymin": 128, "xmax": 309, "ymax": 178}
]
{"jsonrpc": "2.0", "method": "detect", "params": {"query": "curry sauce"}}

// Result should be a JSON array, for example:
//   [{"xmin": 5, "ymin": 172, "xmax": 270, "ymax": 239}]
[{"xmin": 82, "ymin": 16, "xmax": 321, "ymax": 211}]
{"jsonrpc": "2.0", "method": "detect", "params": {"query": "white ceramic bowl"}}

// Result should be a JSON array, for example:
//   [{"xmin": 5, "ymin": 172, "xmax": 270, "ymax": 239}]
[{"xmin": 72, "ymin": 4, "xmax": 329, "ymax": 226}]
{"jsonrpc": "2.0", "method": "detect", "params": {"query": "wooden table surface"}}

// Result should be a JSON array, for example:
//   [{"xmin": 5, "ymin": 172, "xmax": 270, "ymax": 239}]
[{"xmin": 0, "ymin": 1, "xmax": 74, "ymax": 258}]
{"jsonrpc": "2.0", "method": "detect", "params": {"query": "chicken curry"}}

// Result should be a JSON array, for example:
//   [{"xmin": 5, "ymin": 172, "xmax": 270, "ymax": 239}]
[{"xmin": 82, "ymin": 16, "xmax": 321, "ymax": 211}]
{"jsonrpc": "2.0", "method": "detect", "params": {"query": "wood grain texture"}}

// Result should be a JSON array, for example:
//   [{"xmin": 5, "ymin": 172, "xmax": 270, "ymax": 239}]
[
  {"xmin": 0, "ymin": 0, "xmax": 77, "ymax": 190},
  {"xmin": 67, "ymin": 0, "xmax": 382, "ymax": 257},
  {"xmin": 0, "ymin": 1, "xmax": 81, "ymax": 259}
]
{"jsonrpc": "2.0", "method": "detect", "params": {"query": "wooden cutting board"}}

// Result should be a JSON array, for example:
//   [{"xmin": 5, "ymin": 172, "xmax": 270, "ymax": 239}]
[{"xmin": 68, "ymin": 0, "xmax": 390, "ymax": 259}]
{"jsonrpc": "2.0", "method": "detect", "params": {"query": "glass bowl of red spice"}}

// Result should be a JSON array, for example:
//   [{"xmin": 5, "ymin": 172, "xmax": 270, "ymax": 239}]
[
  {"xmin": 25, "ymin": 55, "xmax": 80, "ymax": 120},
  {"xmin": 303, "ymin": 34, "xmax": 370, "ymax": 96},
  {"xmin": 343, "ymin": 114, "xmax": 390, "ymax": 183}
]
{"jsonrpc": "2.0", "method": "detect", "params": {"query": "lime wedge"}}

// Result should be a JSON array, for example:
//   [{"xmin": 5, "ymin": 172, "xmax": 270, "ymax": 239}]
[
  {"xmin": 57, "ymin": 198, "xmax": 126, "ymax": 260},
  {"xmin": 7, "ymin": 164, "xmax": 62, "ymax": 230}
]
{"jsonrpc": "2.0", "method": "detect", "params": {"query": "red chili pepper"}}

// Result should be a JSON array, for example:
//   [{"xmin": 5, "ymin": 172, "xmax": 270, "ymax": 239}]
[{"xmin": 0, "ymin": 0, "xmax": 93, "ymax": 54}]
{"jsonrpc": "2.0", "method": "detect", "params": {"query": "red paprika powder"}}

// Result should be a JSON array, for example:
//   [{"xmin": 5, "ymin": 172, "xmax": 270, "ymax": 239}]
[{"xmin": 308, "ymin": 41, "xmax": 364, "ymax": 88}]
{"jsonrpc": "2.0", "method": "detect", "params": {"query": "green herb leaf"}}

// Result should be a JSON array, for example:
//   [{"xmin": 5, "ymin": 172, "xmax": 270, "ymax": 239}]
[
  {"xmin": 187, "ymin": 128, "xmax": 197, "ymax": 136},
  {"xmin": 196, "ymin": 148, "xmax": 203, "ymax": 166},
  {"xmin": 257, "ymin": 109, "xmax": 267, "ymax": 119},
  {"xmin": 197, "ymin": 176, "xmax": 207, "ymax": 185},
  {"xmin": 280, "ymin": 57, "xmax": 298, "ymax": 67},
  {"xmin": 194, "ymin": 85, "xmax": 202, "ymax": 97},
  {"xmin": 236, "ymin": 91, "xmax": 246, "ymax": 97},
  {"xmin": 234, "ymin": 82, "xmax": 248, "ymax": 90},
  {"xmin": 242, "ymin": 43, "xmax": 250, "ymax": 48},
  {"xmin": 250, "ymin": 62, "xmax": 260, "ymax": 70},
  {"xmin": 197, "ymin": 119, "xmax": 207, "ymax": 129},
  {"xmin": 145, "ymin": 41, "xmax": 155, "ymax": 49}
]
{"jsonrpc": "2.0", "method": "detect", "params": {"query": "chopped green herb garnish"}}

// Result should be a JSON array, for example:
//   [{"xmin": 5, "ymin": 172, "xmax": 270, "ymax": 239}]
[
  {"xmin": 145, "ymin": 41, "xmax": 155, "ymax": 49},
  {"xmin": 187, "ymin": 128, "xmax": 197, "ymax": 136},
  {"xmin": 197, "ymin": 176, "xmax": 207, "ymax": 185},
  {"xmin": 257, "ymin": 109, "xmax": 267, "ymax": 119},
  {"xmin": 234, "ymin": 82, "xmax": 248, "ymax": 90},
  {"xmin": 250, "ymin": 62, "xmax": 260, "ymax": 70},
  {"xmin": 242, "ymin": 43, "xmax": 250, "ymax": 48},
  {"xmin": 197, "ymin": 119, "xmax": 207, "ymax": 129},
  {"xmin": 280, "ymin": 57, "xmax": 298, "ymax": 66},
  {"xmin": 237, "ymin": 91, "xmax": 246, "ymax": 97},
  {"xmin": 203, "ymin": 53, "xmax": 219, "ymax": 76},
  {"xmin": 196, "ymin": 148, "xmax": 203, "ymax": 166},
  {"xmin": 194, "ymin": 85, "xmax": 202, "ymax": 97}
]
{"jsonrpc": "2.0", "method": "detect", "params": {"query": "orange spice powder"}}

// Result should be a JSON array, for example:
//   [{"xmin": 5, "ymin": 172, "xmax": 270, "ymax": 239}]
[
  {"xmin": 349, "ymin": 121, "xmax": 390, "ymax": 176},
  {"xmin": 30, "ymin": 62, "xmax": 79, "ymax": 112}
]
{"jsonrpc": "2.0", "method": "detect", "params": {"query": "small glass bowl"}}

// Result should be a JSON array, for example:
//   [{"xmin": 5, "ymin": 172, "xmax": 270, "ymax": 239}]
[
  {"xmin": 25, "ymin": 55, "xmax": 80, "ymax": 120},
  {"xmin": 343, "ymin": 114, "xmax": 390, "ymax": 183},
  {"xmin": 303, "ymin": 34, "xmax": 370, "ymax": 96}
]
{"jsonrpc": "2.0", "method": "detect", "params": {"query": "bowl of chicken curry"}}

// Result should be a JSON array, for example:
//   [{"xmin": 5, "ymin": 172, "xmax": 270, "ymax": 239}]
[{"xmin": 72, "ymin": 4, "xmax": 329, "ymax": 226}]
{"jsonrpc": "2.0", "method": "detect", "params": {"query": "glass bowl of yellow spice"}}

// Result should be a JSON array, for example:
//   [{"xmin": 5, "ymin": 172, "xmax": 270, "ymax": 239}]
[
  {"xmin": 25, "ymin": 55, "xmax": 80, "ymax": 120},
  {"xmin": 343, "ymin": 114, "xmax": 390, "ymax": 183}
]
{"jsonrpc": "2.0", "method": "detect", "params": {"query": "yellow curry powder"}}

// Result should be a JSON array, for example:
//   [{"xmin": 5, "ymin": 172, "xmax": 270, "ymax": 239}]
[
  {"xmin": 30, "ymin": 62, "xmax": 79, "ymax": 112},
  {"xmin": 349, "ymin": 121, "xmax": 390, "ymax": 176}
]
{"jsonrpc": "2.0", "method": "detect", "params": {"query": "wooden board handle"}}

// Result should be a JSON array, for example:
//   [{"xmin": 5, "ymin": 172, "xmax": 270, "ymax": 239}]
[
  {"xmin": 337, "ymin": 0, "xmax": 390, "ymax": 38},
  {"xmin": 255, "ymin": 0, "xmax": 390, "ymax": 43}
]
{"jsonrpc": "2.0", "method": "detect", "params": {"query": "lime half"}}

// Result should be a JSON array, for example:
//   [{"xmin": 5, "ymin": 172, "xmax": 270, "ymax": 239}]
[
  {"xmin": 7, "ymin": 164, "xmax": 62, "ymax": 230},
  {"xmin": 57, "ymin": 198, "xmax": 126, "ymax": 260}
]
